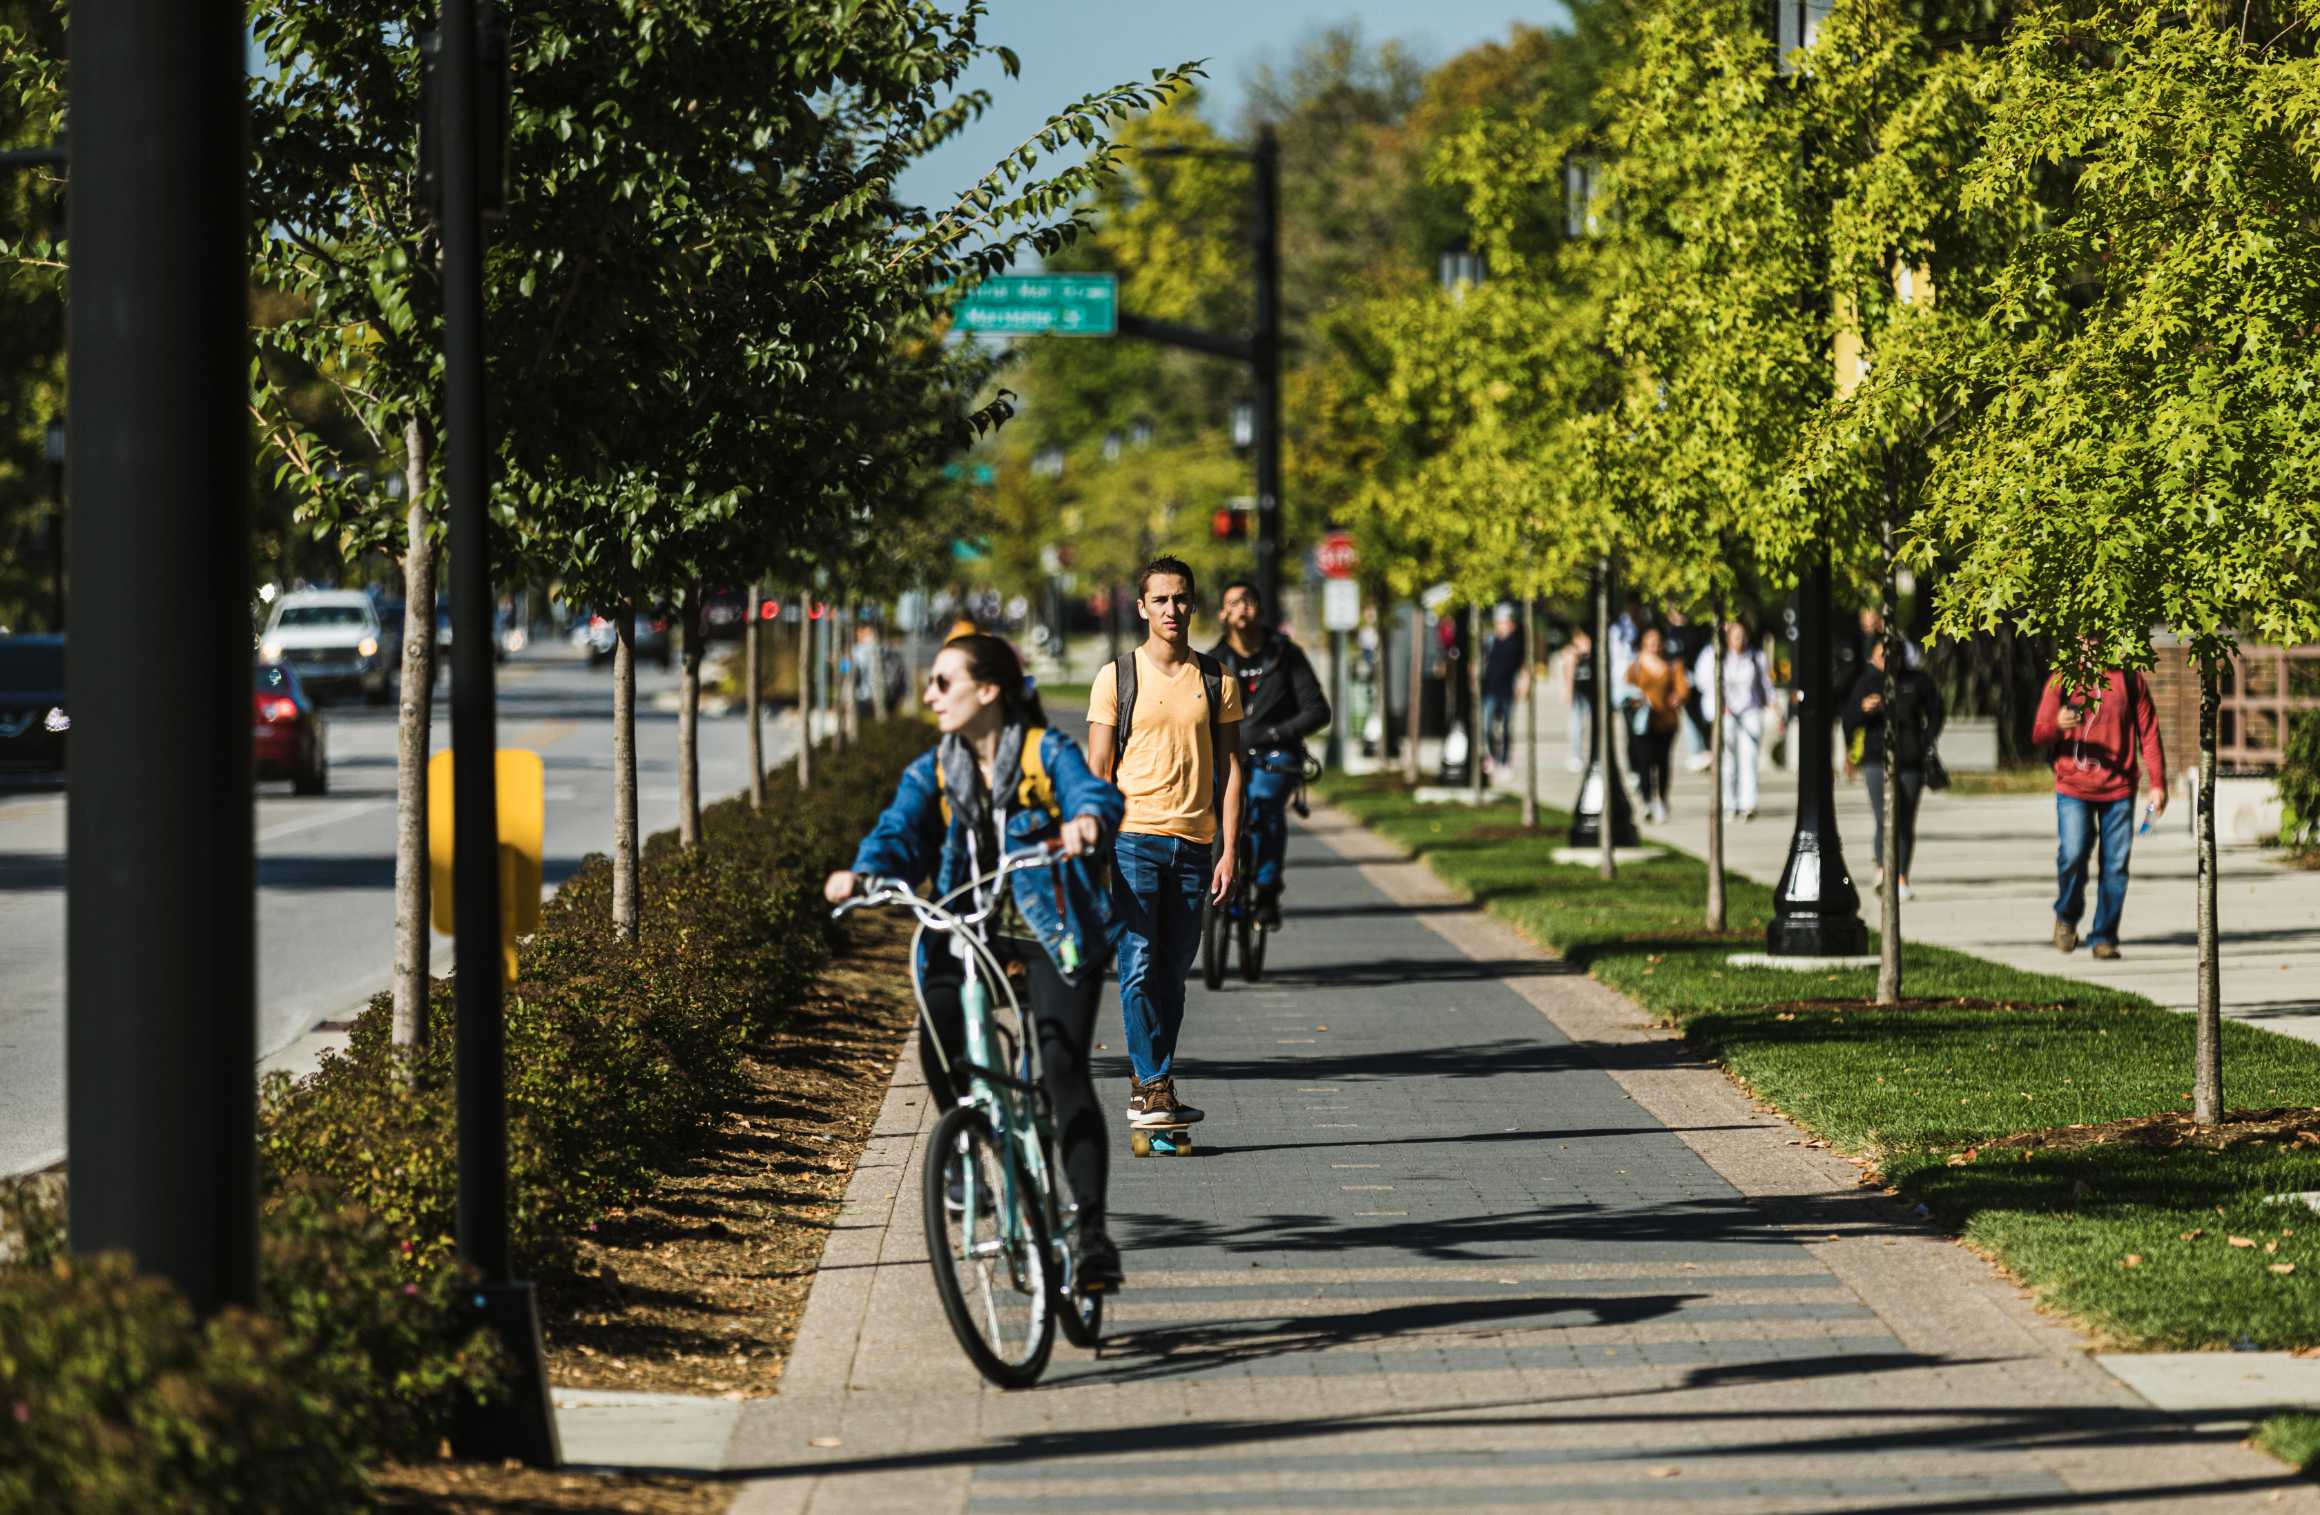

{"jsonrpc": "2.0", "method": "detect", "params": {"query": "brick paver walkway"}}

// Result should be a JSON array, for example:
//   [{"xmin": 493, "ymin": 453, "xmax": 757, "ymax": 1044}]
[{"xmin": 723, "ymin": 806, "xmax": 2317, "ymax": 1514}]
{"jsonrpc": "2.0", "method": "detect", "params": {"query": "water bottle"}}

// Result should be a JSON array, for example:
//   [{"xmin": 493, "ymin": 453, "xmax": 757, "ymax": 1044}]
[{"xmin": 2138, "ymin": 801, "xmax": 2155, "ymax": 836}]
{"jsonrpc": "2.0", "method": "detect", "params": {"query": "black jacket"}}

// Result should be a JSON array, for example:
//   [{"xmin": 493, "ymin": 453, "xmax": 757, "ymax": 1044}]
[
  {"xmin": 1211, "ymin": 629, "xmax": 1331, "ymax": 754},
  {"xmin": 1842, "ymin": 666, "xmax": 1944, "ymax": 769}
]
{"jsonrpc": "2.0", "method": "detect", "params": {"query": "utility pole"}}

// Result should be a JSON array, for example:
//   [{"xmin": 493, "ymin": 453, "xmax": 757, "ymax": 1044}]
[
  {"xmin": 431, "ymin": 0, "xmax": 559, "ymax": 1465},
  {"xmin": 1765, "ymin": 548, "xmax": 1865, "ymax": 953},
  {"xmin": 67, "ymin": 0, "xmax": 255, "ymax": 1316},
  {"xmin": 1121, "ymin": 127, "xmax": 1285, "ymax": 619}
]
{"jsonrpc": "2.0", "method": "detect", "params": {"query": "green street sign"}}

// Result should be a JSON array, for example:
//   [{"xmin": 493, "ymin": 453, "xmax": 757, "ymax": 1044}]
[{"xmin": 953, "ymin": 274, "xmax": 1118, "ymax": 337}]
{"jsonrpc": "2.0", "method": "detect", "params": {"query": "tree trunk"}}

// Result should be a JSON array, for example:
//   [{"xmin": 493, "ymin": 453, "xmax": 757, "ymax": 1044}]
[
  {"xmin": 1706, "ymin": 605, "xmax": 1727, "ymax": 933},
  {"xmin": 1522, "ymin": 597, "xmax": 1540, "ymax": 831},
  {"xmin": 1597, "ymin": 559, "xmax": 1617, "ymax": 883},
  {"xmin": 745, "ymin": 580, "xmax": 766, "ymax": 811},
  {"xmin": 1403, "ymin": 601, "xmax": 1423, "ymax": 785},
  {"xmin": 676, "ymin": 582, "xmax": 703, "ymax": 850},
  {"xmin": 390, "ymin": 416, "xmax": 436, "ymax": 1050},
  {"xmin": 1469, "ymin": 606, "xmax": 1486, "ymax": 802},
  {"xmin": 611, "ymin": 602, "xmax": 641, "ymax": 941},
  {"xmin": 796, "ymin": 593, "xmax": 814, "ymax": 789},
  {"xmin": 1876, "ymin": 466, "xmax": 1904, "ymax": 1007},
  {"xmin": 2194, "ymin": 652, "xmax": 2223, "ymax": 1124},
  {"xmin": 870, "ymin": 613, "xmax": 892, "ymax": 722}
]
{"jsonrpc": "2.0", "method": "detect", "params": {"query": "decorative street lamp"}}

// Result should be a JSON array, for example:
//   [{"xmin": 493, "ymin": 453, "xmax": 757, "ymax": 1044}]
[
  {"xmin": 1033, "ymin": 445, "xmax": 1066, "ymax": 480},
  {"xmin": 1230, "ymin": 399, "xmax": 1256, "ymax": 451},
  {"xmin": 1102, "ymin": 428, "xmax": 1123, "ymax": 462},
  {"xmin": 1437, "ymin": 246, "xmax": 1485, "ymax": 297},
  {"xmin": 1559, "ymin": 152, "xmax": 1638, "ymax": 863},
  {"xmin": 1130, "ymin": 415, "xmax": 1155, "ymax": 448},
  {"xmin": 1761, "ymin": 0, "xmax": 1866, "ymax": 957}
]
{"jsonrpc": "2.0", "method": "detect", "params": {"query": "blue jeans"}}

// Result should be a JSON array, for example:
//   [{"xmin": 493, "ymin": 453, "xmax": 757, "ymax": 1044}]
[
  {"xmin": 2056, "ymin": 793, "xmax": 2135, "ymax": 946},
  {"xmin": 1114, "ymin": 831, "xmax": 1209, "ymax": 1084},
  {"xmin": 1246, "ymin": 759, "xmax": 1296, "ymax": 889}
]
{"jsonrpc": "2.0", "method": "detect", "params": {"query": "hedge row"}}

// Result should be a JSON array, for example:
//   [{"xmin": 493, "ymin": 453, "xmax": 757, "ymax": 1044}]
[{"xmin": 0, "ymin": 718, "xmax": 932, "ymax": 1512}]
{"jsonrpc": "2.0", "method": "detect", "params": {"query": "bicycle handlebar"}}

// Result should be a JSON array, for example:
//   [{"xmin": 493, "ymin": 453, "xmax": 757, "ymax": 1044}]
[{"xmin": 831, "ymin": 840, "xmax": 1063, "ymax": 929}]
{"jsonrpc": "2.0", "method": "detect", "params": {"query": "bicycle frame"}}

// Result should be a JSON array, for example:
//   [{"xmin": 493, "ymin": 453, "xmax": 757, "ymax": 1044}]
[{"xmin": 835, "ymin": 848, "xmax": 1086, "ymax": 1293}]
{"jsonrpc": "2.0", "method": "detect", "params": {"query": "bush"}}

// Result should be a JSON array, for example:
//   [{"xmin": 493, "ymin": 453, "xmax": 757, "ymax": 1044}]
[
  {"xmin": 0, "ymin": 720, "xmax": 931, "ymax": 1503},
  {"xmin": 2280, "ymin": 709, "xmax": 2320, "ymax": 850}
]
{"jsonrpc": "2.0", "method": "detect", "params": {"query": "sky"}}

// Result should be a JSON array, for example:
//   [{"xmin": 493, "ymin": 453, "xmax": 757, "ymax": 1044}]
[{"xmin": 895, "ymin": 0, "xmax": 1573, "ymax": 224}]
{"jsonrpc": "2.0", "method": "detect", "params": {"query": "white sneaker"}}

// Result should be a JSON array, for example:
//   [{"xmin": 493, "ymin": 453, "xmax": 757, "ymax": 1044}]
[
  {"xmin": 1897, "ymin": 880, "xmax": 1914, "ymax": 901},
  {"xmin": 1686, "ymin": 753, "xmax": 1713, "ymax": 773}
]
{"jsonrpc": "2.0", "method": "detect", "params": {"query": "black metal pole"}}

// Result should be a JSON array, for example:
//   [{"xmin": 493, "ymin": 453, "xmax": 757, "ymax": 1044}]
[
  {"xmin": 438, "ymin": 0, "xmax": 559, "ymax": 1465},
  {"xmin": 1766, "ymin": 547, "xmax": 1865, "ymax": 954},
  {"xmin": 1325, "ymin": 628, "xmax": 1346, "ymax": 770},
  {"xmin": 65, "ymin": 2, "xmax": 254, "ymax": 1314},
  {"xmin": 1568, "ymin": 559, "xmax": 1638, "ymax": 851},
  {"xmin": 1252, "ymin": 127, "xmax": 1284, "ymax": 622}
]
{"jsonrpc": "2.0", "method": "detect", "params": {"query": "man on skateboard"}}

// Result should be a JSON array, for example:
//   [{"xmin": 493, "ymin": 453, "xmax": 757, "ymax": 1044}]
[{"xmin": 1088, "ymin": 556, "xmax": 1245, "ymax": 1133}]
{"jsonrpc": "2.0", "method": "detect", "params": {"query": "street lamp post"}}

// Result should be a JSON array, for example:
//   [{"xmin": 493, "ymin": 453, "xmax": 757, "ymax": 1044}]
[
  {"xmin": 43, "ymin": 418, "xmax": 64, "ymax": 629},
  {"xmin": 1439, "ymin": 245, "xmax": 1487, "ymax": 799},
  {"xmin": 1559, "ymin": 153, "xmax": 1638, "ymax": 867},
  {"xmin": 429, "ymin": 0, "xmax": 560, "ymax": 1464},
  {"xmin": 67, "ymin": 0, "xmax": 256, "ymax": 1317},
  {"xmin": 1762, "ymin": 0, "xmax": 1865, "ymax": 957}
]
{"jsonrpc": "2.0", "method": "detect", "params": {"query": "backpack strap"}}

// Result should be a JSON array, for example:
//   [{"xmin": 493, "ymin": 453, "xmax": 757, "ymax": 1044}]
[
  {"xmin": 1108, "ymin": 653, "xmax": 1138, "ymax": 775},
  {"xmin": 1193, "ymin": 651, "xmax": 1224, "ymax": 754},
  {"xmin": 938, "ymin": 727, "xmax": 1056, "ymax": 827}
]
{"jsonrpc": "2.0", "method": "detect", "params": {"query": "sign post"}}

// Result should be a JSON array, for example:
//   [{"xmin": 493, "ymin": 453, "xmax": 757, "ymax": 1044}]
[{"xmin": 953, "ymin": 274, "xmax": 1118, "ymax": 336}]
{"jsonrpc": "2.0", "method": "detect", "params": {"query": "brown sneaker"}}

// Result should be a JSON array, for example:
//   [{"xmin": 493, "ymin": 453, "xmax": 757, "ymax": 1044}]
[
  {"xmin": 2091, "ymin": 942, "xmax": 2121, "ymax": 960},
  {"xmin": 1123, "ymin": 1079, "xmax": 1152, "ymax": 1122},
  {"xmin": 2053, "ymin": 919, "xmax": 2079, "ymax": 954},
  {"xmin": 1130, "ymin": 1075, "xmax": 1205, "ymax": 1128}
]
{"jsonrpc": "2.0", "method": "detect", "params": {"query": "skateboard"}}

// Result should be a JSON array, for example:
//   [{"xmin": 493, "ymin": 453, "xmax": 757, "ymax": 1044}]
[{"xmin": 1129, "ymin": 1121, "xmax": 1196, "ymax": 1158}]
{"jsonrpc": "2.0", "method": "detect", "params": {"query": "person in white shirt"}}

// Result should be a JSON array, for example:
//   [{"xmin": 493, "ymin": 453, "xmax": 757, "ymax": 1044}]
[{"xmin": 1696, "ymin": 620, "xmax": 1775, "ymax": 821}]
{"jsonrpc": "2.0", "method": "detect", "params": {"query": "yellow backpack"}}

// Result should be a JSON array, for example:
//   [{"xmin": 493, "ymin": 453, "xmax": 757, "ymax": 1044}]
[{"xmin": 938, "ymin": 728, "xmax": 1055, "ymax": 825}]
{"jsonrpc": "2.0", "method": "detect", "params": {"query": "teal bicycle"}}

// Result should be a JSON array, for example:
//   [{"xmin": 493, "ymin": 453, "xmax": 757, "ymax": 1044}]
[{"xmin": 833, "ymin": 843, "xmax": 1102, "ymax": 1387}]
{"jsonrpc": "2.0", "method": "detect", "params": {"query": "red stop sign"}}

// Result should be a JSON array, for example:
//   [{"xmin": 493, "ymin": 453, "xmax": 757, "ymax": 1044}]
[{"xmin": 1317, "ymin": 531, "xmax": 1357, "ymax": 580}]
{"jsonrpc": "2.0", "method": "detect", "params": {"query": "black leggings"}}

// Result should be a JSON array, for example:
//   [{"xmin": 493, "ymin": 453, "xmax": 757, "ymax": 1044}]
[
  {"xmin": 918, "ymin": 938, "xmax": 1109, "ymax": 1236},
  {"xmin": 1628, "ymin": 724, "xmax": 1675, "ymax": 806}
]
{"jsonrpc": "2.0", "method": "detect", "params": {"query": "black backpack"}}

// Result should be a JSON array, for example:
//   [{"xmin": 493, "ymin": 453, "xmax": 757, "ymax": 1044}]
[{"xmin": 1109, "ymin": 650, "xmax": 1226, "ymax": 776}]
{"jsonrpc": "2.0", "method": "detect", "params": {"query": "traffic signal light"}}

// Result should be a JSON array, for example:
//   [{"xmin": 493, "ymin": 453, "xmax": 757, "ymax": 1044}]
[{"xmin": 1211, "ymin": 507, "xmax": 1248, "ymax": 542}]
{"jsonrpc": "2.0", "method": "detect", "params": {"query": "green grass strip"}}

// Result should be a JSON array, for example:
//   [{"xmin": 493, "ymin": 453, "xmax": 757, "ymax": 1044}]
[{"xmin": 1318, "ymin": 774, "xmax": 2320, "ymax": 1355}]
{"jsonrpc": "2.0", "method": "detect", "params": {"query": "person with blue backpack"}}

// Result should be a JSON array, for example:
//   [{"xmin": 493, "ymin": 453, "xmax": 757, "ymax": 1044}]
[{"xmin": 824, "ymin": 633, "xmax": 1128, "ymax": 1291}]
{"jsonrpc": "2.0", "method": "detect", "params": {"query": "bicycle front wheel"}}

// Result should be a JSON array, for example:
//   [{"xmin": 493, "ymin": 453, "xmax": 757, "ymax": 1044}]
[
  {"xmin": 1239, "ymin": 913, "xmax": 1268, "ymax": 982},
  {"xmin": 1201, "ymin": 898, "xmax": 1229, "ymax": 990},
  {"xmin": 924, "ymin": 1104, "xmax": 1055, "ymax": 1389}
]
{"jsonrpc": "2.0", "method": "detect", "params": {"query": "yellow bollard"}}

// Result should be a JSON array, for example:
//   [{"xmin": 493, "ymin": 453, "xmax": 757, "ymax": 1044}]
[{"xmin": 428, "ymin": 748, "xmax": 545, "ymax": 984}]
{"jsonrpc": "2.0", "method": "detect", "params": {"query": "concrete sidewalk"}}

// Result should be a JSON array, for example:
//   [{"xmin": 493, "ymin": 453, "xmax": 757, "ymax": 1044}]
[
  {"xmin": 703, "ymin": 807, "xmax": 2312, "ymax": 1514},
  {"xmin": 1467, "ymin": 687, "xmax": 2320, "ymax": 1044}
]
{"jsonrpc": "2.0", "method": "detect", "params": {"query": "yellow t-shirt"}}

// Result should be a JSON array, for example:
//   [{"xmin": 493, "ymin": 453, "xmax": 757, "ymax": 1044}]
[{"xmin": 1088, "ymin": 647, "xmax": 1243, "ymax": 843}]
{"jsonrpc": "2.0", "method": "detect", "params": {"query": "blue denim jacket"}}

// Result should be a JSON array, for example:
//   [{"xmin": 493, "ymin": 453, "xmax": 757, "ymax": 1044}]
[{"xmin": 851, "ymin": 728, "xmax": 1125, "ymax": 983}]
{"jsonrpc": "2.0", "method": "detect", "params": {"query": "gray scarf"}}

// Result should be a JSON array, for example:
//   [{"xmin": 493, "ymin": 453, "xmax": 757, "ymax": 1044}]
[{"xmin": 939, "ymin": 723, "xmax": 1027, "ymax": 866}]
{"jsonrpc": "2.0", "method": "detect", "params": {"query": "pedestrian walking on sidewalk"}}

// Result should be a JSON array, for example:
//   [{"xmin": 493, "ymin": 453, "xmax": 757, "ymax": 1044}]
[
  {"xmin": 1213, "ymin": 579, "xmax": 1330, "ymax": 927},
  {"xmin": 1622, "ymin": 626, "xmax": 1689, "ymax": 823},
  {"xmin": 1479, "ymin": 603, "xmax": 1525, "ymax": 773},
  {"xmin": 1697, "ymin": 620, "xmax": 1774, "ymax": 820},
  {"xmin": 1561, "ymin": 628, "xmax": 1595, "ymax": 773},
  {"xmin": 1842, "ymin": 638, "xmax": 1944, "ymax": 900},
  {"xmin": 1088, "ymin": 556, "xmax": 1246, "ymax": 1129},
  {"xmin": 1664, "ymin": 608, "xmax": 1715, "ymax": 771},
  {"xmin": 824, "ymin": 634, "xmax": 1128, "ymax": 1291},
  {"xmin": 2032, "ymin": 662, "xmax": 2167, "ymax": 959}
]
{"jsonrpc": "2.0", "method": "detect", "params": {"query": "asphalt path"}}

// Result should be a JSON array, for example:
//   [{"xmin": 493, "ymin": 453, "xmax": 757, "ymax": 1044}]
[{"xmin": 0, "ymin": 644, "xmax": 793, "ymax": 1178}]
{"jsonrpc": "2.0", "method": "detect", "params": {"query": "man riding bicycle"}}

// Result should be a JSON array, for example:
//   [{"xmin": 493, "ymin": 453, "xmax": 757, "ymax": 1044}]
[
  {"xmin": 823, "ymin": 633, "xmax": 1127, "ymax": 1292},
  {"xmin": 1213, "ymin": 580, "xmax": 1331, "ymax": 928}
]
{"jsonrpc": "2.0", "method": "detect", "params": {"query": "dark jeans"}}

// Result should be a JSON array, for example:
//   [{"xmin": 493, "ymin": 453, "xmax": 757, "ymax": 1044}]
[
  {"xmin": 2056, "ymin": 793, "xmax": 2135, "ymax": 946},
  {"xmin": 1114, "ymin": 830, "xmax": 1209, "ymax": 1084},
  {"xmin": 918, "ymin": 936, "xmax": 1108, "ymax": 1236},
  {"xmin": 1628, "ymin": 724, "xmax": 1674, "ymax": 806},
  {"xmin": 1861, "ymin": 762, "xmax": 1924, "ymax": 878},
  {"xmin": 1246, "ymin": 759, "xmax": 1295, "ymax": 889},
  {"xmin": 1481, "ymin": 692, "xmax": 1515, "ymax": 767}
]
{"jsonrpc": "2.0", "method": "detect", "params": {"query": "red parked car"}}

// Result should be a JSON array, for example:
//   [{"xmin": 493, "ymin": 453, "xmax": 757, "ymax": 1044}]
[{"xmin": 253, "ymin": 663, "xmax": 328, "ymax": 795}]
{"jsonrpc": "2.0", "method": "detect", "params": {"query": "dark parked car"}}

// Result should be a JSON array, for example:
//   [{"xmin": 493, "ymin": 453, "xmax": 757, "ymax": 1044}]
[
  {"xmin": 699, "ymin": 585, "xmax": 748, "ymax": 641},
  {"xmin": 253, "ymin": 663, "xmax": 328, "ymax": 794},
  {"xmin": 582, "ymin": 608, "xmax": 673, "ymax": 669},
  {"xmin": 0, "ymin": 634, "xmax": 67, "ymax": 774}
]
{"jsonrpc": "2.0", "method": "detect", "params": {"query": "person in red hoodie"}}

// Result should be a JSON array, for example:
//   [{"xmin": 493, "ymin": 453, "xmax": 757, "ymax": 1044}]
[{"xmin": 2030, "ymin": 663, "xmax": 2168, "ymax": 959}]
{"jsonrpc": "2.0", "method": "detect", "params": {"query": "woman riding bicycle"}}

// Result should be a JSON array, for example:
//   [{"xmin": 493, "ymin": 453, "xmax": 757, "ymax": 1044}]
[{"xmin": 822, "ymin": 634, "xmax": 1128, "ymax": 1292}]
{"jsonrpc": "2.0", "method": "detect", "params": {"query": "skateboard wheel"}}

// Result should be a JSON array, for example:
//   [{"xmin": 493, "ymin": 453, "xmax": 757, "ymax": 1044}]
[{"xmin": 1130, "ymin": 1130, "xmax": 1152, "ymax": 1158}]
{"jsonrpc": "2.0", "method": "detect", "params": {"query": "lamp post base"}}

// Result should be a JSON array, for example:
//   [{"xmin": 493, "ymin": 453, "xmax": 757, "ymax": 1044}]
[
  {"xmin": 1765, "ymin": 910, "xmax": 1868, "ymax": 957},
  {"xmin": 1566, "ymin": 759, "xmax": 1639, "ymax": 848},
  {"xmin": 451, "ymin": 1279, "xmax": 562, "ymax": 1467}
]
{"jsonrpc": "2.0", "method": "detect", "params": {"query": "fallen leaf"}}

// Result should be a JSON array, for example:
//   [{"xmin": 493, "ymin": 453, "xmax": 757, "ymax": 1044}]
[
  {"xmin": 2268, "ymin": 1241, "xmax": 2280, "ymax": 1255},
  {"xmin": 809, "ymin": 1437, "xmax": 843, "ymax": 1449},
  {"xmin": 1649, "ymin": 1466, "xmax": 1682, "ymax": 1479},
  {"xmin": 1947, "ymin": 1148, "xmax": 1979, "ymax": 1167},
  {"xmin": 2230, "ymin": 1236, "xmax": 2257, "ymax": 1249},
  {"xmin": 2122, "ymin": 1254, "xmax": 2143, "ymax": 1268},
  {"xmin": 2182, "ymin": 1228, "xmax": 2206, "ymax": 1241},
  {"xmin": 2274, "ymin": 1264, "xmax": 2298, "ymax": 1275}
]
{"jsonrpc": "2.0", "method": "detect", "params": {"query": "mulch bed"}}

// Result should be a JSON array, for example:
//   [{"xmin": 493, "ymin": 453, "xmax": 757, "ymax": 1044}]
[
  {"xmin": 1982, "ymin": 1107, "xmax": 2320, "ymax": 1157},
  {"xmin": 375, "ymin": 911, "xmax": 920, "ymax": 1512}
]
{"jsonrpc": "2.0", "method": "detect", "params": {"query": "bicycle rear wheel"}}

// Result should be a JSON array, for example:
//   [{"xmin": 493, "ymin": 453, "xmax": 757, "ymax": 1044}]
[
  {"xmin": 924, "ymin": 1104, "xmax": 1054, "ymax": 1388},
  {"xmin": 1200, "ymin": 897, "xmax": 1229, "ymax": 990},
  {"xmin": 1239, "ymin": 915, "xmax": 1268, "ymax": 982}
]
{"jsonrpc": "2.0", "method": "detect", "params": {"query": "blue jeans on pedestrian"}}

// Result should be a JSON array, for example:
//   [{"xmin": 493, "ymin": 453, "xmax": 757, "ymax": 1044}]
[
  {"xmin": 2056, "ymin": 793, "xmax": 2135, "ymax": 946},
  {"xmin": 1114, "ymin": 830, "xmax": 1209, "ymax": 1084},
  {"xmin": 1246, "ymin": 758, "xmax": 1296, "ymax": 889}
]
